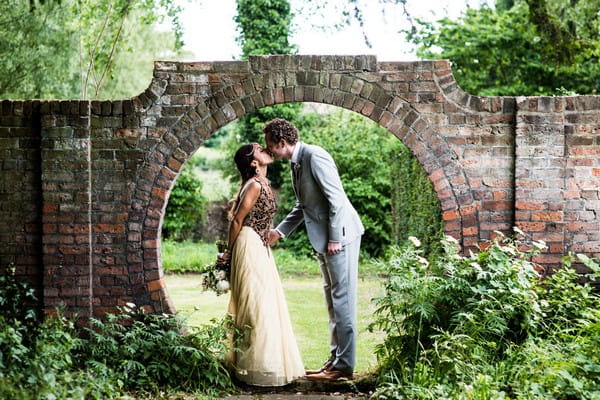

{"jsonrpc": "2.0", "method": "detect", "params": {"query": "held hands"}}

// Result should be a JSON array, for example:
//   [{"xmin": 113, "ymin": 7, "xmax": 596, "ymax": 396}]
[
  {"xmin": 268, "ymin": 229, "xmax": 340, "ymax": 255},
  {"xmin": 268, "ymin": 229, "xmax": 281, "ymax": 245}
]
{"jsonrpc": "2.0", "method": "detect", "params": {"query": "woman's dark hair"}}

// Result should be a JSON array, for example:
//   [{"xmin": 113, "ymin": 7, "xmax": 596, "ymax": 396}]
[
  {"xmin": 234, "ymin": 143, "xmax": 257, "ymax": 183},
  {"xmin": 230, "ymin": 143, "xmax": 257, "ymax": 219}
]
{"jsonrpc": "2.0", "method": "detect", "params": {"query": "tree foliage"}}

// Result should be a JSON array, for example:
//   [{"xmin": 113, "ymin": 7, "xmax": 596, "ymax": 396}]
[
  {"xmin": 235, "ymin": 0, "xmax": 296, "ymax": 57},
  {"xmin": 0, "ymin": 0, "xmax": 185, "ymax": 100},
  {"xmin": 0, "ymin": 1, "xmax": 78, "ymax": 98},
  {"xmin": 226, "ymin": 0, "xmax": 301, "ymax": 188},
  {"xmin": 75, "ymin": 0, "xmax": 184, "ymax": 99},
  {"xmin": 406, "ymin": 0, "xmax": 600, "ymax": 95},
  {"xmin": 325, "ymin": 0, "xmax": 600, "ymax": 95}
]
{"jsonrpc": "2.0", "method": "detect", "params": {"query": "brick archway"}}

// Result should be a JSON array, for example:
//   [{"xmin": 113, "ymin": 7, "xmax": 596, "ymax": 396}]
[
  {"xmin": 2, "ymin": 55, "xmax": 598, "ymax": 319},
  {"xmin": 128, "ymin": 57, "xmax": 478, "ymax": 313}
]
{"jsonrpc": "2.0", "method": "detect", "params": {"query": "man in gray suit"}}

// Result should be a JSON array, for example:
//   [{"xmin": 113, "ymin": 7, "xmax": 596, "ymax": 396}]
[{"xmin": 263, "ymin": 118, "xmax": 364, "ymax": 382}]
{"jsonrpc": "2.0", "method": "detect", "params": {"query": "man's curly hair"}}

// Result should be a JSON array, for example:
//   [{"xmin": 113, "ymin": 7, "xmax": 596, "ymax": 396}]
[{"xmin": 262, "ymin": 118, "xmax": 299, "ymax": 145}]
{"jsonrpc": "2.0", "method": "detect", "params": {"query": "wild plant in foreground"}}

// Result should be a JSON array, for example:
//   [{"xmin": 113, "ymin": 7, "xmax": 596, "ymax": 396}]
[
  {"xmin": 370, "ymin": 232, "xmax": 600, "ymax": 399},
  {"xmin": 0, "ymin": 265, "xmax": 238, "ymax": 399},
  {"xmin": 0, "ymin": 266, "xmax": 121, "ymax": 399},
  {"xmin": 78, "ymin": 304, "xmax": 236, "ymax": 396}
]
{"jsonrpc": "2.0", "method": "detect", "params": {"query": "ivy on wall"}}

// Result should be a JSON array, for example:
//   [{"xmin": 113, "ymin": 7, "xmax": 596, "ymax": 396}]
[{"xmin": 391, "ymin": 145, "xmax": 444, "ymax": 258}]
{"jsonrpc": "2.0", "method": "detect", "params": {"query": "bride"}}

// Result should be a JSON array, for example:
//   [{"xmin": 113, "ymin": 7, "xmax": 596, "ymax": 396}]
[{"xmin": 220, "ymin": 142, "xmax": 304, "ymax": 386}]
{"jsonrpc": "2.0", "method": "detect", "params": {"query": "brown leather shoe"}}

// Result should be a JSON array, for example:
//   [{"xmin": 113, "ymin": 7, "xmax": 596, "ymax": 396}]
[
  {"xmin": 306, "ymin": 368, "xmax": 353, "ymax": 382},
  {"xmin": 305, "ymin": 359, "xmax": 334, "ymax": 375}
]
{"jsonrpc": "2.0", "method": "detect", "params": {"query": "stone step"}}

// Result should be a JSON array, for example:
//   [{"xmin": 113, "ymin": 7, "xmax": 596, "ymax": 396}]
[{"xmin": 226, "ymin": 374, "xmax": 376, "ymax": 400}]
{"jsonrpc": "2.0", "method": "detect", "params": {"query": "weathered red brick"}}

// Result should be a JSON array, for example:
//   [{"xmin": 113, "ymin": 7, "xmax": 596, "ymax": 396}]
[
  {"xmin": 442, "ymin": 209, "xmax": 460, "ymax": 221},
  {"xmin": 516, "ymin": 200, "xmax": 545, "ymax": 210},
  {"xmin": 93, "ymin": 224, "xmax": 125, "ymax": 234},
  {"xmin": 531, "ymin": 211, "xmax": 563, "ymax": 222},
  {"xmin": 482, "ymin": 201, "xmax": 512, "ymax": 211},
  {"xmin": 147, "ymin": 278, "xmax": 166, "ymax": 292},
  {"xmin": 516, "ymin": 222, "xmax": 546, "ymax": 232}
]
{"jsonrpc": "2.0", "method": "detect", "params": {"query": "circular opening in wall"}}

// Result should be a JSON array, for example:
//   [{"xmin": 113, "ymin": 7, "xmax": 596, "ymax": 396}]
[{"xmin": 160, "ymin": 103, "xmax": 443, "ymax": 375}]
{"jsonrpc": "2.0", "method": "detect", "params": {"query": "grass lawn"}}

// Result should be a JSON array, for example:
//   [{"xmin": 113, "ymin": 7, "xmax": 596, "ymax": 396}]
[{"xmin": 165, "ymin": 273, "xmax": 385, "ymax": 374}]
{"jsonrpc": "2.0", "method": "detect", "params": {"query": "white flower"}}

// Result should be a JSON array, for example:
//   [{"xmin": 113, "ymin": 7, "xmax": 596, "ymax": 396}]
[
  {"xmin": 416, "ymin": 256, "xmax": 429, "ymax": 269},
  {"xmin": 444, "ymin": 235, "xmax": 459, "ymax": 244},
  {"xmin": 502, "ymin": 245, "xmax": 517, "ymax": 255},
  {"xmin": 408, "ymin": 236, "xmax": 421, "ymax": 247},
  {"xmin": 513, "ymin": 226, "xmax": 526, "ymax": 236},
  {"xmin": 216, "ymin": 280, "xmax": 230, "ymax": 293},
  {"xmin": 493, "ymin": 230, "xmax": 505, "ymax": 238},
  {"xmin": 532, "ymin": 240, "xmax": 547, "ymax": 250},
  {"xmin": 216, "ymin": 270, "xmax": 227, "ymax": 280}
]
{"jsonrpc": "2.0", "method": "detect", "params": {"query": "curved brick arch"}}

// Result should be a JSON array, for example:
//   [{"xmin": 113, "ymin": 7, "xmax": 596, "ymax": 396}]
[{"xmin": 128, "ymin": 59, "xmax": 477, "ymax": 313}]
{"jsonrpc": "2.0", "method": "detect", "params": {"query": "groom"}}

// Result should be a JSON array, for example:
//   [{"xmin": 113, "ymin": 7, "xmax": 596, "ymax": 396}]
[{"xmin": 263, "ymin": 118, "xmax": 364, "ymax": 382}]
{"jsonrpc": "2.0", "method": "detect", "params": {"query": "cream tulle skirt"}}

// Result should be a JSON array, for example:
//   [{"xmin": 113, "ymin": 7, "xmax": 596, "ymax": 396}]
[{"xmin": 227, "ymin": 227, "xmax": 305, "ymax": 386}]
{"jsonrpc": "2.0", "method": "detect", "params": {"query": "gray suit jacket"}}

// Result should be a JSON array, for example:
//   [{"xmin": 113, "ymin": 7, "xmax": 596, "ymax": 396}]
[{"xmin": 276, "ymin": 142, "xmax": 364, "ymax": 254}]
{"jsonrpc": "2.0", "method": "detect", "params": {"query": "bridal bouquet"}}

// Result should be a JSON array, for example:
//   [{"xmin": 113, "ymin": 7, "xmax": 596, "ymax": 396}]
[{"xmin": 200, "ymin": 240, "xmax": 231, "ymax": 296}]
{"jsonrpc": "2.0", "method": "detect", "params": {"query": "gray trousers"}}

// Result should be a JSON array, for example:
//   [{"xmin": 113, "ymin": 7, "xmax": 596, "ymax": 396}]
[{"xmin": 316, "ymin": 236, "xmax": 361, "ymax": 375}]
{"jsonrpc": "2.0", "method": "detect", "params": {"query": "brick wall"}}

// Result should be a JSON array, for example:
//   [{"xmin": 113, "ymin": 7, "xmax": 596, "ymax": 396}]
[
  {"xmin": 515, "ymin": 96, "xmax": 600, "ymax": 270},
  {"xmin": 0, "ymin": 100, "xmax": 43, "ymax": 312},
  {"xmin": 0, "ymin": 55, "xmax": 598, "ymax": 320}
]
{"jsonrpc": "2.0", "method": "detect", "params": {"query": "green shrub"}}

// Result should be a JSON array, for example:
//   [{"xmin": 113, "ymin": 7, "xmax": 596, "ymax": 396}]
[
  {"xmin": 163, "ymin": 166, "xmax": 208, "ymax": 241},
  {"xmin": 272, "ymin": 247, "xmax": 321, "ymax": 277},
  {"xmin": 0, "ymin": 262, "xmax": 237, "ymax": 398},
  {"xmin": 0, "ymin": 270, "xmax": 122, "ymax": 399},
  {"xmin": 0, "ymin": 264, "xmax": 39, "ymax": 327},
  {"xmin": 370, "ymin": 232, "xmax": 600, "ymax": 399},
  {"xmin": 78, "ymin": 305, "xmax": 235, "ymax": 396},
  {"xmin": 536, "ymin": 253, "xmax": 600, "ymax": 335},
  {"xmin": 500, "ymin": 332, "xmax": 600, "ymax": 400},
  {"xmin": 162, "ymin": 239, "xmax": 324, "ymax": 278}
]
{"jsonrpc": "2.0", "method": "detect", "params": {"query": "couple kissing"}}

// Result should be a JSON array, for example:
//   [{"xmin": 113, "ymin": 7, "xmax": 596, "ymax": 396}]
[{"xmin": 219, "ymin": 118, "xmax": 364, "ymax": 386}]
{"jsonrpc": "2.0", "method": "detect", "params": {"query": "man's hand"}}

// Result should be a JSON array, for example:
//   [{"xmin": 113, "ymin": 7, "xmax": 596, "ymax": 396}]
[
  {"xmin": 268, "ymin": 229, "xmax": 281, "ymax": 245},
  {"xmin": 327, "ymin": 241, "xmax": 342, "ymax": 256}
]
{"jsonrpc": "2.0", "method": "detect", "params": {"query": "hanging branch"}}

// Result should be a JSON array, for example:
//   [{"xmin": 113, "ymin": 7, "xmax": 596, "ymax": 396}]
[
  {"xmin": 347, "ymin": 0, "xmax": 414, "ymax": 48},
  {"xmin": 94, "ymin": 13, "xmax": 126, "ymax": 98},
  {"xmin": 82, "ymin": 2, "xmax": 113, "ymax": 99},
  {"xmin": 80, "ymin": 0, "xmax": 132, "ymax": 99}
]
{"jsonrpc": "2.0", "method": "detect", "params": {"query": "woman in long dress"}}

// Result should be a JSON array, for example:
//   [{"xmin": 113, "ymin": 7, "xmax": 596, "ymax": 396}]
[{"xmin": 221, "ymin": 143, "xmax": 305, "ymax": 386}]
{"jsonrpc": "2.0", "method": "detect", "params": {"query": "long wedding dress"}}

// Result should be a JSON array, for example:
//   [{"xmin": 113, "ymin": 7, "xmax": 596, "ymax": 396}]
[{"xmin": 227, "ymin": 179, "xmax": 304, "ymax": 386}]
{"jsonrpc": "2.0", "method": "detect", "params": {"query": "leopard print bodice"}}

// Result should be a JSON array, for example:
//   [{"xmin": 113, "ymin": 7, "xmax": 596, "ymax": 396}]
[{"xmin": 243, "ymin": 178, "xmax": 276, "ymax": 246}]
